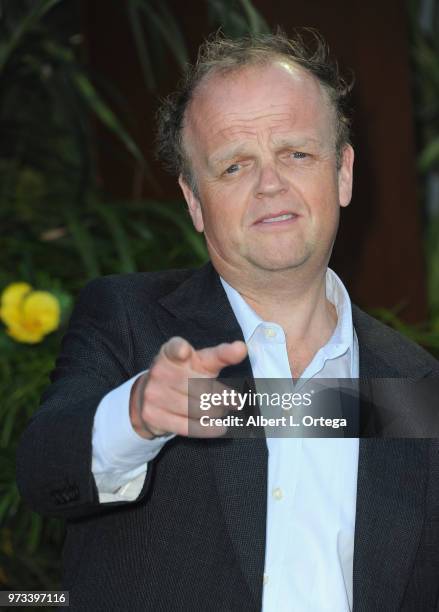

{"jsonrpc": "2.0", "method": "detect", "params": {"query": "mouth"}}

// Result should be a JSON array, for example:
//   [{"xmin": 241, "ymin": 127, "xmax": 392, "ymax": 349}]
[{"xmin": 253, "ymin": 211, "xmax": 299, "ymax": 227}]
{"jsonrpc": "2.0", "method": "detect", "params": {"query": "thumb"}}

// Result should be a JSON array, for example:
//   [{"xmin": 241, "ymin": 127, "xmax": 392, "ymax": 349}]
[{"xmin": 197, "ymin": 340, "xmax": 247, "ymax": 374}]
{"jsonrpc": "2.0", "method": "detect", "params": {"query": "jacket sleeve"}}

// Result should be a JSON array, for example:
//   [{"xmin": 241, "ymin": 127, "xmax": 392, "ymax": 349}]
[{"xmin": 15, "ymin": 276, "xmax": 155, "ymax": 520}]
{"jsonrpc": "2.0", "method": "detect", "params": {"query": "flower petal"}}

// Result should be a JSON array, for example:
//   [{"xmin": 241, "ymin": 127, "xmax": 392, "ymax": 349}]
[
  {"xmin": 0, "ymin": 282, "xmax": 32, "ymax": 327},
  {"xmin": 22, "ymin": 291, "xmax": 61, "ymax": 335},
  {"xmin": 6, "ymin": 323, "xmax": 45, "ymax": 344}
]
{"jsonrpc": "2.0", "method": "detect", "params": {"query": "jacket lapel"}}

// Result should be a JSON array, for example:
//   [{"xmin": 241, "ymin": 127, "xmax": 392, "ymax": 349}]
[
  {"xmin": 352, "ymin": 307, "xmax": 429, "ymax": 611},
  {"xmin": 157, "ymin": 262, "xmax": 268, "ymax": 607}
]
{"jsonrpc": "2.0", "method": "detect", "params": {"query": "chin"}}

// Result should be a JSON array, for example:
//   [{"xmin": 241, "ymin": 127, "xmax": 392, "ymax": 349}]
[
  {"xmin": 246, "ymin": 244, "xmax": 311, "ymax": 271},
  {"xmin": 250, "ymin": 254, "xmax": 312, "ymax": 272}
]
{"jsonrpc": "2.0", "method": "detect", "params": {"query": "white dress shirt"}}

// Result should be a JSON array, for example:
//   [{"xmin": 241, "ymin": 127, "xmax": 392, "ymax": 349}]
[{"xmin": 91, "ymin": 267, "xmax": 359, "ymax": 611}]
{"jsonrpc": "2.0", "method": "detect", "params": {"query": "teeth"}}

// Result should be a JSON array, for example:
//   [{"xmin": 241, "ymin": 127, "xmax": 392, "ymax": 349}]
[{"xmin": 262, "ymin": 213, "xmax": 294, "ymax": 223}]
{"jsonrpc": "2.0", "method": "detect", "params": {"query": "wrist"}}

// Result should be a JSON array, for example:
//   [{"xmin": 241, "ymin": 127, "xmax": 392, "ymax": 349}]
[{"xmin": 129, "ymin": 373, "xmax": 156, "ymax": 440}]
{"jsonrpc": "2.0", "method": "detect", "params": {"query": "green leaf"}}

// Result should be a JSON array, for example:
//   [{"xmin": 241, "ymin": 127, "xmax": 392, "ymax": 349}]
[
  {"xmin": 419, "ymin": 137, "xmax": 439, "ymax": 172},
  {"xmin": 43, "ymin": 39, "xmax": 76, "ymax": 64},
  {"xmin": 0, "ymin": 334, "xmax": 16, "ymax": 356},
  {"xmin": 0, "ymin": 402, "xmax": 19, "ymax": 448},
  {"xmin": 129, "ymin": 221, "xmax": 153, "ymax": 242},
  {"xmin": 152, "ymin": 3, "xmax": 189, "ymax": 69},
  {"xmin": 72, "ymin": 72, "xmax": 145, "ymax": 167},
  {"xmin": 126, "ymin": 1, "xmax": 157, "ymax": 91},
  {"xmin": 368, "ymin": 307, "xmax": 439, "ymax": 350},
  {"xmin": 208, "ymin": 0, "xmax": 268, "ymax": 36},
  {"xmin": 0, "ymin": 489, "xmax": 14, "ymax": 524},
  {"xmin": 143, "ymin": 200, "xmax": 208, "ymax": 262},
  {"xmin": 28, "ymin": 513, "xmax": 43, "ymax": 554},
  {"xmin": 64, "ymin": 209, "xmax": 100, "ymax": 279},
  {"xmin": 94, "ymin": 205, "xmax": 137, "ymax": 273},
  {"xmin": 136, "ymin": 2, "xmax": 189, "ymax": 71},
  {"xmin": 238, "ymin": 0, "xmax": 270, "ymax": 34}
]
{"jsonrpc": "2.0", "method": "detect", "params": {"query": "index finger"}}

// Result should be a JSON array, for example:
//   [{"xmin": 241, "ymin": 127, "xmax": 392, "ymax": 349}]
[{"xmin": 196, "ymin": 340, "xmax": 247, "ymax": 374}]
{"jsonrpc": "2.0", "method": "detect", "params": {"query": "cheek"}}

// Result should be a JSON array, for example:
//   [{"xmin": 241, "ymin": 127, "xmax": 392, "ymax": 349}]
[
  {"xmin": 306, "ymin": 175, "xmax": 339, "ymax": 209},
  {"xmin": 201, "ymin": 180, "xmax": 252, "ymax": 225}
]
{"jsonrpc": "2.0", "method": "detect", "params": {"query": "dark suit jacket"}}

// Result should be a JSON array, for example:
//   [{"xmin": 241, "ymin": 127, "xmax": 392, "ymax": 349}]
[{"xmin": 16, "ymin": 262, "xmax": 439, "ymax": 611}]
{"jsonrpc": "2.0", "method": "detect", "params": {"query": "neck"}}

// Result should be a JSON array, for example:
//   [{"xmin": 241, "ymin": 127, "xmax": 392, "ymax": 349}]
[{"xmin": 218, "ymin": 261, "xmax": 338, "ymax": 350}]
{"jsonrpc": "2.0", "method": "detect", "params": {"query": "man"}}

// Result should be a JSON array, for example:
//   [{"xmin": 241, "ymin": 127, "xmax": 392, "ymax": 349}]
[{"xmin": 16, "ymin": 30, "xmax": 439, "ymax": 611}]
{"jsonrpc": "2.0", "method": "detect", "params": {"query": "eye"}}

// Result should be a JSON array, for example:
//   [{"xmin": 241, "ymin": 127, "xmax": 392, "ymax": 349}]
[
  {"xmin": 224, "ymin": 163, "xmax": 241, "ymax": 175},
  {"xmin": 291, "ymin": 151, "xmax": 308, "ymax": 159}
]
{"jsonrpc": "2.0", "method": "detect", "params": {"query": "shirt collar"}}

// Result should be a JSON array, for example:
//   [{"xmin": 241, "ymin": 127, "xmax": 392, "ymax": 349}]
[
  {"xmin": 220, "ymin": 267, "xmax": 355, "ymax": 362},
  {"xmin": 220, "ymin": 276, "xmax": 264, "ymax": 343},
  {"xmin": 324, "ymin": 267, "xmax": 354, "ymax": 355}
]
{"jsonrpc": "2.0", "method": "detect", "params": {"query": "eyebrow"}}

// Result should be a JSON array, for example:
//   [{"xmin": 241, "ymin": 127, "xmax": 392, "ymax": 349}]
[
  {"xmin": 208, "ymin": 145, "xmax": 253, "ymax": 167},
  {"xmin": 207, "ymin": 136, "xmax": 323, "ymax": 167}
]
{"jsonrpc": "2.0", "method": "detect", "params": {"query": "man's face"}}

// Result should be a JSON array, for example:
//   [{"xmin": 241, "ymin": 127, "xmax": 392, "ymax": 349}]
[{"xmin": 179, "ymin": 61, "xmax": 354, "ymax": 279}]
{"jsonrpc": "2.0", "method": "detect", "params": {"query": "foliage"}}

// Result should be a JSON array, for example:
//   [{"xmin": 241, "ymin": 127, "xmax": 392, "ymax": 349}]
[
  {"xmin": 0, "ymin": 0, "xmax": 268, "ymax": 593},
  {"xmin": 207, "ymin": 0, "xmax": 269, "ymax": 36},
  {"xmin": 408, "ymin": 0, "xmax": 439, "ymax": 171},
  {"xmin": 369, "ymin": 307, "xmax": 439, "ymax": 353},
  {"xmin": 407, "ymin": 0, "xmax": 439, "ymax": 334},
  {"xmin": 371, "ymin": 0, "xmax": 439, "ymax": 351},
  {"xmin": 0, "ymin": 334, "xmax": 65, "ymax": 592}
]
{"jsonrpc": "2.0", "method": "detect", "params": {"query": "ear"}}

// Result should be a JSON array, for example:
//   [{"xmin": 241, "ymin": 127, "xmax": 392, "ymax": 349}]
[
  {"xmin": 178, "ymin": 175, "xmax": 204, "ymax": 232},
  {"xmin": 338, "ymin": 144, "xmax": 354, "ymax": 208}
]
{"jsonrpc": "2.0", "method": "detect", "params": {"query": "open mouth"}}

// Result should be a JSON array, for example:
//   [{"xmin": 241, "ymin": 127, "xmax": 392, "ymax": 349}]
[
  {"xmin": 260, "ymin": 213, "xmax": 296, "ymax": 224},
  {"xmin": 254, "ymin": 212, "xmax": 299, "ymax": 227}
]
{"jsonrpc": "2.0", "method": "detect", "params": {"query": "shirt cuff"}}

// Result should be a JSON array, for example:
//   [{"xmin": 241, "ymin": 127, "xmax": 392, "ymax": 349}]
[{"xmin": 92, "ymin": 371, "xmax": 175, "ymax": 498}]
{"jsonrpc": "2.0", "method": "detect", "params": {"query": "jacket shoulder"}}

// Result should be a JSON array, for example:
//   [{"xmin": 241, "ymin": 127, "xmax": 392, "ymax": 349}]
[{"xmin": 78, "ymin": 267, "xmax": 196, "ymax": 304}]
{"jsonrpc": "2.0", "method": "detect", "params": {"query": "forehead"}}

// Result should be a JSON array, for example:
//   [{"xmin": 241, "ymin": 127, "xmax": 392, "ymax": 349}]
[{"xmin": 184, "ymin": 61, "xmax": 335, "ymax": 158}]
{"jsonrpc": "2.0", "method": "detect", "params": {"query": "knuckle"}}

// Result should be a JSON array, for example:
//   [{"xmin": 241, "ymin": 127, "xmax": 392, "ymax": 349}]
[
  {"xmin": 142, "ymin": 386, "xmax": 159, "ymax": 408},
  {"xmin": 150, "ymin": 361, "xmax": 167, "ymax": 380},
  {"xmin": 141, "ymin": 405, "xmax": 161, "ymax": 429},
  {"xmin": 147, "ymin": 365, "xmax": 158, "ymax": 382},
  {"xmin": 149, "ymin": 353, "xmax": 160, "ymax": 369}
]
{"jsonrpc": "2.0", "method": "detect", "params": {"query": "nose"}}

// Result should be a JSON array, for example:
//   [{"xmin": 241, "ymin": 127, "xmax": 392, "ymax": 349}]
[{"xmin": 254, "ymin": 162, "xmax": 288, "ymax": 199}]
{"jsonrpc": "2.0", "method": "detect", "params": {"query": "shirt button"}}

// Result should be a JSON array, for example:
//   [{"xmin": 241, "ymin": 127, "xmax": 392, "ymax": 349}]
[
  {"xmin": 265, "ymin": 327, "xmax": 277, "ymax": 338},
  {"xmin": 272, "ymin": 487, "xmax": 283, "ymax": 500},
  {"xmin": 263, "ymin": 574, "xmax": 269, "ymax": 586}
]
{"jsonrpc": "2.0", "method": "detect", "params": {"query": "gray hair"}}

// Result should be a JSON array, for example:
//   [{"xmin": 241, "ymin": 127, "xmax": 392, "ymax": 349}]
[{"xmin": 156, "ymin": 28, "xmax": 354, "ymax": 193}]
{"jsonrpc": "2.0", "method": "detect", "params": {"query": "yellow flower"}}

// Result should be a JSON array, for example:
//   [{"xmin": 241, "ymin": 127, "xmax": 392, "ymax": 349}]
[
  {"xmin": 0, "ymin": 283, "xmax": 60, "ymax": 344},
  {"xmin": 0, "ymin": 282, "xmax": 32, "ymax": 327}
]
